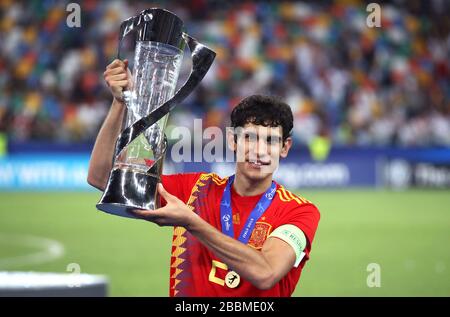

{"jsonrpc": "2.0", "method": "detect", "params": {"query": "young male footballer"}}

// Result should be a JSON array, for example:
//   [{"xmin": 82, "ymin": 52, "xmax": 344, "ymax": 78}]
[{"xmin": 88, "ymin": 59, "xmax": 320, "ymax": 296}]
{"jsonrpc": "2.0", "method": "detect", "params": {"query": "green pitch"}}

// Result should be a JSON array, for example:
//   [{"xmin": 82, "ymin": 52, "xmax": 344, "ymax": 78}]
[{"xmin": 0, "ymin": 189, "xmax": 449, "ymax": 296}]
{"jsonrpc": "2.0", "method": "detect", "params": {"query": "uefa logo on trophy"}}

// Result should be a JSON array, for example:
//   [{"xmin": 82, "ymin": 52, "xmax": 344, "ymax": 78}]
[{"xmin": 96, "ymin": 8, "xmax": 216, "ymax": 218}]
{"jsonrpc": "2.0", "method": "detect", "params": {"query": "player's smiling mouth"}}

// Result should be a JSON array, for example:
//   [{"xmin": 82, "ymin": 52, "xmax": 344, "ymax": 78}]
[{"xmin": 246, "ymin": 159, "xmax": 271, "ymax": 168}]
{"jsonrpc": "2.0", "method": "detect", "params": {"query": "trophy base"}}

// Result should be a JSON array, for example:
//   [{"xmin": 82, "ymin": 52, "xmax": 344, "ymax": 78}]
[
  {"xmin": 96, "ymin": 168, "xmax": 160, "ymax": 219},
  {"xmin": 96, "ymin": 202, "xmax": 142, "ymax": 219}
]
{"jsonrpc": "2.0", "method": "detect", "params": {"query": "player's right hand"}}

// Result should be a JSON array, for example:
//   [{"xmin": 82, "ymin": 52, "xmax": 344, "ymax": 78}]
[{"xmin": 104, "ymin": 59, "xmax": 132, "ymax": 102}]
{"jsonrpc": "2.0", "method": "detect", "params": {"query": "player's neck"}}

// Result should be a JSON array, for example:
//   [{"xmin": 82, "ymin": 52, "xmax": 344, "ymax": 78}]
[{"xmin": 233, "ymin": 170, "xmax": 273, "ymax": 197}]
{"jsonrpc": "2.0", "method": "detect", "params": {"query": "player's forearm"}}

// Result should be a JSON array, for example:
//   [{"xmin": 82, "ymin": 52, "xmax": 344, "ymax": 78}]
[
  {"xmin": 187, "ymin": 214, "xmax": 276, "ymax": 290},
  {"xmin": 87, "ymin": 99, "xmax": 126, "ymax": 190}
]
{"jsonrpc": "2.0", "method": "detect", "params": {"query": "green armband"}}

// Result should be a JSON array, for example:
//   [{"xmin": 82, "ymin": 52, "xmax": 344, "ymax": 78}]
[{"xmin": 269, "ymin": 224, "xmax": 307, "ymax": 267}]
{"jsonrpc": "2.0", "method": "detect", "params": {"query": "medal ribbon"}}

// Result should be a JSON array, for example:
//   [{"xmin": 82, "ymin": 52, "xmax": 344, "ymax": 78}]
[{"xmin": 220, "ymin": 175, "xmax": 276, "ymax": 244}]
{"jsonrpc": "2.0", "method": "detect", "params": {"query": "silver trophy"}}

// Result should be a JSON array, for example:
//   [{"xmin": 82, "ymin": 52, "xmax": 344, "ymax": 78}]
[{"xmin": 96, "ymin": 8, "xmax": 216, "ymax": 218}]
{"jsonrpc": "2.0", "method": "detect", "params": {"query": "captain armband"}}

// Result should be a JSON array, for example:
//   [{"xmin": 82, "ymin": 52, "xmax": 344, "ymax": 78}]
[{"xmin": 268, "ymin": 224, "xmax": 307, "ymax": 268}]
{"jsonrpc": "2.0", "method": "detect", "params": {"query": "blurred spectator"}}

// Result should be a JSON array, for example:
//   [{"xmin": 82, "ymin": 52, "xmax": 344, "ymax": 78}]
[{"xmin": 0, "ymin": 0, "xmax": 449, "ymax": 147}]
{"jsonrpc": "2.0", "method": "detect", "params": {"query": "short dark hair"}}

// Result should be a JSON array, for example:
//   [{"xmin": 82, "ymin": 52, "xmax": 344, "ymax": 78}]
[{"xmin": 230, "ymin": 95, "xmax": 293, "ymax": 142}]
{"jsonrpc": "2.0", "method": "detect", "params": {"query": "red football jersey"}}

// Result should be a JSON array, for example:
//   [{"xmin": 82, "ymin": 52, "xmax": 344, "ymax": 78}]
[{"xmin": 160, "ymin": 172, "xmax": 320, "ymax": 297}]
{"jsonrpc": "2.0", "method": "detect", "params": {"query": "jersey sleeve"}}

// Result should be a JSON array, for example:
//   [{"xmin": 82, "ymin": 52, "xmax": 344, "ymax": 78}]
[{"xmin": 160, "ymin": 172, "xmax": 203, "ymax": 206}]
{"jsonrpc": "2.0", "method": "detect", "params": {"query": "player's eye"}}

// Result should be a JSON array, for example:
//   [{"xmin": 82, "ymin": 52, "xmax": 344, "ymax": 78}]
[
  {"xmin": 267, "ymin": 136, "xmax": 281, "ymax": 145},
  {"xmin": 243, "ymin": 133, "xmax": 257, "ymax": 141}
]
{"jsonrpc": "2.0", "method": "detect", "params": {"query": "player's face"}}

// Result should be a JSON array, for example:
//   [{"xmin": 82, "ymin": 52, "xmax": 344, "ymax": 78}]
[{"xmin": 230, "ymin": 123, "xmax": 292, "ymax": 181}]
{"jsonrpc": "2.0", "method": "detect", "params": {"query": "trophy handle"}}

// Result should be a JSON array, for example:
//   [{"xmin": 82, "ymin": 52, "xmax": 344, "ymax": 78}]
[{"xmin": 113, "ymin": 33, "xmax": 216, "ymax": 166}]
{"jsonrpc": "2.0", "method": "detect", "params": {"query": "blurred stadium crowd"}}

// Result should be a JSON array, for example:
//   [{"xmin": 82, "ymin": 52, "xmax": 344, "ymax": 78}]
[{"xmin": 0, "ymin": 0, "xmax": 449, "ymax": 146}]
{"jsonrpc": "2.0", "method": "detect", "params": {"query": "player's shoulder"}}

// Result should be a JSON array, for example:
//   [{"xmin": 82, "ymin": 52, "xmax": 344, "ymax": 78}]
[
  {"xmin": 163, "ymin": 172, "xmax": 229, "ymax": 187},
  {"xmin": 162, "ymin": 172, "xmax": 202, "ymax": 182},
  {"xmin": 195, "ymin": 172, "xmax": 228, "ymax": 186},
  {"xmin": 275, "ymin": 183, "xmax": 311, "ymax": 205},
  {"xmin": 275, "ymin": 184, "xmax": 319, "ymax": 213}
]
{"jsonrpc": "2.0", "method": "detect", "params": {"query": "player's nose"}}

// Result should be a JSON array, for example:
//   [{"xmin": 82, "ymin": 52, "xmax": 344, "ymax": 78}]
[{"xmin": 255, "ymin": 138, "xmax": 270, "ymax": 158}]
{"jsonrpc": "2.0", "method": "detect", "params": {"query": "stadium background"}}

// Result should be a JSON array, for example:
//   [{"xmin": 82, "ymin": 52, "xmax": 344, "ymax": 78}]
[{"xmin": 0, "ymin": 0, "xmax": 449, "ymax": 296}]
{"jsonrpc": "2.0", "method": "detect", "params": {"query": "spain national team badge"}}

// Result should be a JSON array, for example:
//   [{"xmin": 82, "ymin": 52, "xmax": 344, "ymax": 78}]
[
  {"xmin": 248, "ymin": 222, "xmax": 272, "ymax": 249},
  {"xmin": 225, "ymin": 271, "xmax": 240, "ymax": 288}
]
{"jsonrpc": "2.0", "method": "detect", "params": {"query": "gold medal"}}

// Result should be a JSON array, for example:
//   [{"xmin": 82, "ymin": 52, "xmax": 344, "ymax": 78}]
[{"xmin": 225, "ymin": 271, "xmax": 240, "ymax": 288}]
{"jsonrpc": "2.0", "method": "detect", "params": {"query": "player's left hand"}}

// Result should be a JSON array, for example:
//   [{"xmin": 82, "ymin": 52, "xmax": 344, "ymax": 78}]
[{"xmin": 131, "ymin": 183, "xmax": 197, "ymax": 228}]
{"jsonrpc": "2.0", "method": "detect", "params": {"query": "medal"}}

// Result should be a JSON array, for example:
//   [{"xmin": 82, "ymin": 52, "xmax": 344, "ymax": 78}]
[{"xmin": 225, "ymin": 271, "xmax": 240, "ymax": 288}]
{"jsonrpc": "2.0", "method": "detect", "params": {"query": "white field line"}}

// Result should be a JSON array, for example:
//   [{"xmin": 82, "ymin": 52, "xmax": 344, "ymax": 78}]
[{"xmin": 0, "ymin": 233, "xmax": 65, "ymax": 269}]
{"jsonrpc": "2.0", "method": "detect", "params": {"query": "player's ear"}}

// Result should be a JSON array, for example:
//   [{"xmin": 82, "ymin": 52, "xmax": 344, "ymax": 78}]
[
  {"xmin": 226, "ymin": 127, "xmax": 237, "ymax": 152},
  {"xmin": 280, "ymin": 137, "xmax": 292, "ymax": 158}
]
